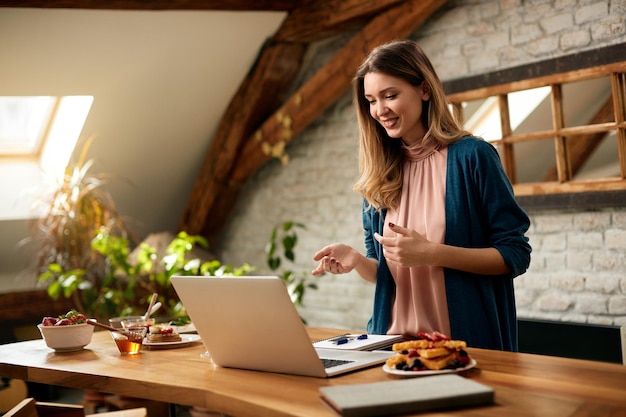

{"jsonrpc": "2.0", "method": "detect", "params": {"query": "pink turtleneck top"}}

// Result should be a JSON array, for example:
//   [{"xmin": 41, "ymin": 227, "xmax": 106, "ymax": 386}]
[{"xmin": 384, "ymin": 140, "xmax": 451, "ymax": 338}]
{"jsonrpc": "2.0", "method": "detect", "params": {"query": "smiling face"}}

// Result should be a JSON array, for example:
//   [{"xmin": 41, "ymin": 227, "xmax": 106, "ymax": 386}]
[{"xmin": 363, "ymin": 71, "xmax": 431, "ymax": 146}]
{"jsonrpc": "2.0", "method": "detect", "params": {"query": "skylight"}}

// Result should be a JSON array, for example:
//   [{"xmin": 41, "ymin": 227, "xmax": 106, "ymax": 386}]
[
  {"xmin": 0, "ymin": 95, "xmax": 93, "ymax": 221},
  {"xmin": 0, "ymin": 96, "xmax": 56, "ymax": 157}
]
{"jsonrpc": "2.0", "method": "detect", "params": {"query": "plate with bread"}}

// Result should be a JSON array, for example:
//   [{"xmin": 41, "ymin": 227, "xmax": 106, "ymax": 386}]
[
  {"xmin": 143, "ymin": 325, "xmax": 201, "ymax": 349},
  {"xmin": 383, "ymin": 331, "xmax": 477, "ymax": 377}
]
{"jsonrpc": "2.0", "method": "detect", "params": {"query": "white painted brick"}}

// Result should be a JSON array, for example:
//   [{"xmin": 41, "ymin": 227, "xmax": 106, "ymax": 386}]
[
  {"xmin": 575, "ymin": 293, "xmax": 608, "ymax": 314},
  {"xmin": 536, "ymin": 291, "xmax": 573, "ymax": 312},
  {"xmin": 574, "ymin": 211, "xmax": 612, "ymax": 231},
  {"xmin": 551, "ymin": 273, "xmax": 585, "ymax": 292},
  {"xmin": 585, "ymin": 275, "xmax": 620, "ymax": 293},
  {"xmin": 567, "ymin": 251, "xmax": 593, "ymax": 271},
  {"xmin": 608, "ymin": 295, "xmax": 626, "ymax": 314},
  {"xmin": 593, "ymin": 251, "xmax": 626, "ymax": 272},
  {"xmin": 540, "ymin": 13, "xmax": 574, "ymax": 34},
  {"xmin": 592, "ymin": 15, "xmax": 626, "ymax": 40},
  {"xmin": 554, "ymin": 0, "xmax": 577, "ymax": 9},
  {"xmin": 511, "ymin": 23, "xmax": 543, "ymax": 45},
  {"xmin": 560, "ymin": 29, "xmax": 591, "ymax": 50},
  {"xmin": 567, "ymin": 232, "xmax": 603, "ymax": 249},
  {"xmin": 469, "ymin": 53, "xmax": 500, "ymax": 72},
  {"xmin": 533, "ymin": 214, "xmax": 574, "ymax": 233},
  {"xmin": 542, "ymin": 233, "xmax": 567, "ymax": 251},
  {"xmin": 605, "ymin": 229, "xmax": 626, "ymax": 249},
  {"xmin": 463, "ymin": 40, "xmax": 484, "ymax": 57},
  {"xmin": 527, "ymin": 35, "xmax": 560, "ymax": 56},
  {"xmin": 584, "ymin": 316, "xmax": 614, "ymax": 326},
  {"xmin": 521, "ymin": 274, "xmax": 551, "ymax": 290},
  {"xmin": 528, "ymin": 254, "xmax": 546, "ymax": 272},
  {"xmin": 514, "ymin": 288, "xmax": 536, "ymax": 307},
  {"xmin": 613, "ymin": 211, "xmax": 626, "ymax": 227},
  {"xmin": 484, "ymin": 32, "xmax": 510, "ymax": 50},
  {"xmin": 575, "ymin": 2, "xmax": 609, "ymax": 24},
  {"xmin": 479, "ymin": 1, "xmax": 500, "ymax": 19},
  {"xmin": 611, "ymin": 0, "xmax": 626, "ymax": 15},
  {"xmin": 501, "ymin": 0, "xmax": 522, "ymax": 11},
  {"xmin": 545, "ymin": 253, "xmax": 567, "ymax": 270}
]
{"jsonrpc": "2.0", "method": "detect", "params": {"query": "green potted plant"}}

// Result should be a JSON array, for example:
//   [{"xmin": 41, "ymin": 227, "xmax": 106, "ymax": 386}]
[
  {"xmin": 25, "ymin": 134, "xmax": 131, "ymax": 318},
  {"xmin": 265, "ymin": 221, "xmax": 317, "ymax": 310},
  {"xmin": 37, "ymin": 229, "xmax": 254, "ymax": 320}
]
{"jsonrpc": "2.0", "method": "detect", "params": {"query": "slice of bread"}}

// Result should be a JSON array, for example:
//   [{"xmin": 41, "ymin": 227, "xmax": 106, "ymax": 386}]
[
  {"xmin": 417, "ymin": 347, "xmax": 451, "ymax": 359},
  {"xmin": 420, "ymin": 353, "xmax": 456, "ymax": 370}
]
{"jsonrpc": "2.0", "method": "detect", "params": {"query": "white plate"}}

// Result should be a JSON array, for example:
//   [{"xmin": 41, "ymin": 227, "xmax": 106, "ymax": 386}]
[
  {"xmin": 143, "ymin": 334, "xmax": 202, "ymax": 349},
  {"xmin": 383, "ymin": 359, "xmax": 477, "ymax": 377}
]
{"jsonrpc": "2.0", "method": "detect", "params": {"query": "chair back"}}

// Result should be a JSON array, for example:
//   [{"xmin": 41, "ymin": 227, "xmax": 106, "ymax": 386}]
[{"xmin": 518, "ymin": 319, "xmax": 624, "ymax": 364}]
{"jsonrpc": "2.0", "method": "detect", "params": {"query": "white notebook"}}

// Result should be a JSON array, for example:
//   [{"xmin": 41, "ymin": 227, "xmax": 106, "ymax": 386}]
[
  {"xmin": 313, "ymin": 333, "xmax": 403, "ymax": 351},
  {"xmin": 319, "ymin": 374, "xmax": 494, "ymax": 417}
]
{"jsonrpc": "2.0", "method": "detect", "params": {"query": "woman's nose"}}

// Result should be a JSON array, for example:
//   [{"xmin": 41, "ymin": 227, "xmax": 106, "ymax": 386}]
[{"xmin": 373, "ymin": 102, "xmax": 388, "ymax": 118}]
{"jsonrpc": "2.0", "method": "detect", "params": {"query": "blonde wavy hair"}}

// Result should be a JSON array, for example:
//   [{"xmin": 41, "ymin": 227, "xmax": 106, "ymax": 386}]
[{"xmin": 352, "ymin": 39, "xmax": 471, "ymax": 210}]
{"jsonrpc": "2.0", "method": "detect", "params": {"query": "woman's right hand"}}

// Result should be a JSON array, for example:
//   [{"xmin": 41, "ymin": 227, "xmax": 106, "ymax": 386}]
[{"xmin": 312, "ymin": 243, "xmax": 360, "ymax": 276}]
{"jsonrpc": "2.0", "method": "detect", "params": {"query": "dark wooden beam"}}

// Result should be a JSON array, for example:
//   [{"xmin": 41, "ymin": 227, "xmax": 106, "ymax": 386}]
[
  {"xmin": 179, "ymin": 0, "xmax": 448, "ymax": 244},
  {"xmin": 178, "ymin": 39, "xmax": 307, "ymax": 237},
  {"xmin": 232, "ymin": 0, "xmax": 448, "ymax": 184},
  {"xmin": 0, "ymin": 0, "xmax": 298, "ymax": 10},
  {"xmin": 274, "ymin": 0, "xmax": 406, "ymax": 43}
]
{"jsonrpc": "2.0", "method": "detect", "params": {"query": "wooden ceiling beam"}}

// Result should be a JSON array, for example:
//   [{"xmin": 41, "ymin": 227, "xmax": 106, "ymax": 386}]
[
  {"xmin": 178, "ymin": 40, "xmax": 307, "ymax": 236},
  {"xmin": 232, "ymin": 0, "xmax": 448, "ymax": 184},
  {"xmin": 0, "ymin": 0, "xmax": 298, "ymax": 11},
  {"xmin": 274, "ymin": 0, "xmax": 406, "ymax": 43},
  {"xmin": 180, "ymin": 0, "xmax": 448, "ymax": 244}
]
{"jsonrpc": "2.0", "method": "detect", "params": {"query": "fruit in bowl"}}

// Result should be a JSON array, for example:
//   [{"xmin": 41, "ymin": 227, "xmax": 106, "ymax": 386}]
[{"xmin": 37, "ymin": 310, "xmax": 94, "ymax": 352}]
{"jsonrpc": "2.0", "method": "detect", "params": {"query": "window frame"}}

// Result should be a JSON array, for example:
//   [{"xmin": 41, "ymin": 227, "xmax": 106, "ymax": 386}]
[{"xmin": 443, "ymin": 42, "xmax": 626, "ymax": 209}]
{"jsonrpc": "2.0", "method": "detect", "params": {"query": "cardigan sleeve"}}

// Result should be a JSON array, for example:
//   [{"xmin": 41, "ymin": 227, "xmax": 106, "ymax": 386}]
[
  {"xmin": 362, "ymin": 201, "xmax": 395, "ymax": 335},
  {"xmin": 446, "ymin": 137, "xmax": 531, "ymax": 278},
  {"xmin": 444, "ymin": 137, "xmax": 532, "ymax": 350}
]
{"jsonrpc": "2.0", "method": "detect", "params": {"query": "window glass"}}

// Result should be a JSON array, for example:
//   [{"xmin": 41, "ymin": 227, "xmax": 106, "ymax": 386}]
[{"xmin": 0, "ymin": 96, "xmax": 55, "ymax": 156}]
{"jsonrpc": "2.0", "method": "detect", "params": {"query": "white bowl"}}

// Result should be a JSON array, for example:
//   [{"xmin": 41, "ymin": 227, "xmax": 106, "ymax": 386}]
[{"xmin": 37, "ymin": 322, "xmax": 94, "ymax": 352}]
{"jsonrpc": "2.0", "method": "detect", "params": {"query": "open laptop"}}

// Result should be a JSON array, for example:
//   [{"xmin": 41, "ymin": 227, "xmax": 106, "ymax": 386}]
[{"xmin": 170, "ymin": 275, "xmax": 394, "ymax": 377}]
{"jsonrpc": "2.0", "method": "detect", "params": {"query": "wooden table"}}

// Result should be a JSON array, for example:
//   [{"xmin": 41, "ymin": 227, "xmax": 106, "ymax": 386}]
[{"xmin": 1, "ymin": 328, "xmax": 625, "ymax": 417}]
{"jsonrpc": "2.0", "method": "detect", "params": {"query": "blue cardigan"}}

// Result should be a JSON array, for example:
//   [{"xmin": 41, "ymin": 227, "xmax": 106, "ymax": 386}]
[{"xmin": 363, "ymin": 137, "xmax": 531, "ymax": 351}]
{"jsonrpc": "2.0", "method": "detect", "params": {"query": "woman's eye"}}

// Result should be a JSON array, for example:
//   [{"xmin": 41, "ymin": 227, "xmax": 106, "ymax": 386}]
[{"xmin": 385, "ymin": 94, "xmax": 397, "ymax": 100}]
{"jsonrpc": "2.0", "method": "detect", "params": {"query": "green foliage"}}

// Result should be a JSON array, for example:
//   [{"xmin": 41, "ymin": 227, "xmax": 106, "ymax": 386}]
[
  {"xmin": 265, "ymin": 221, "xmax": 318, "ymax": 309},
  {"xmin": 38, "ymin": 229, "xmax": 254, "ymax": 320}
]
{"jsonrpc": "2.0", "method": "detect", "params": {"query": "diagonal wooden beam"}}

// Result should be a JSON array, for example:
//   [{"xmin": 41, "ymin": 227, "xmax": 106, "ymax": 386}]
[
  {"xmin": 181, "ymin": 2, "xmax": 412, "ymax": 238},
  {"xmin": 232, "ymin": 0, "xmax": 448, "ymax": 184},
  {"xmin": 274, "ymin": 0, "xmax": 406, "ymax": 43},
  {"xmin": 178, "ymin": 40, "xmax": 307, "ymax": 236},
  {"xmin": 181, "ymin": 0, "xmax": 447, "ymax": 243}
]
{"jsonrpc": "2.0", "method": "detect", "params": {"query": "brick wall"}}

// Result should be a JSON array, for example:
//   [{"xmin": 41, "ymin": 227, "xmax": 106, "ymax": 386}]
[{"xmin": 216, "ymin": 0, "xmax": 626, "ymax": 331}]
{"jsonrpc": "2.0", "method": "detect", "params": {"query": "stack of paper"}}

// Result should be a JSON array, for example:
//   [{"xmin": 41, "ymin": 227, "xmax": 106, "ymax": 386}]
[{"xmin": 313, "ymin": 334, "xmax": 403, "ymax": 351}]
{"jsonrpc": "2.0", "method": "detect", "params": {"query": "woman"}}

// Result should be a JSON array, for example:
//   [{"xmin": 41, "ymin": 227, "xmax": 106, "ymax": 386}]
[{"xmin": 312, "ymin": 39, "xmax": 531, "ymax": 351}]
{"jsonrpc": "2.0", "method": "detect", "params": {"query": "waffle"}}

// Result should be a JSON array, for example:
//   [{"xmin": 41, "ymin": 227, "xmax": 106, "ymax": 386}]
[{"xmin": 386, "ymin": 332, "xmax": 471, "ymax": 372}]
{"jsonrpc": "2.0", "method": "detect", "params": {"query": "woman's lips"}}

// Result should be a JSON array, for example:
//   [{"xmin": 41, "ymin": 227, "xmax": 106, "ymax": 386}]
[{"xmin": 380, "ymin": 118, "xmax": 398, "ymax": 129}]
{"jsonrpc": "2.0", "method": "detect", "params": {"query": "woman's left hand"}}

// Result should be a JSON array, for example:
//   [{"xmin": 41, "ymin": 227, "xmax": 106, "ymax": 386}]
[{"xmin": 374, "ymin": 223, "xmax": 436, "ymax": 267}]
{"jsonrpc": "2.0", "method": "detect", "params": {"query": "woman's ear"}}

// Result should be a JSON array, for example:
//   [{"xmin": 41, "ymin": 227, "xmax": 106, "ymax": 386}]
[{"xmin": 421, "ymin": 82, "xmax": 432, "ymax": 101}]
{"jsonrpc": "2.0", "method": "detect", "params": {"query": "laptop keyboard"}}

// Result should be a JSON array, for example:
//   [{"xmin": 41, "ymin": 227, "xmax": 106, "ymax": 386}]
[{"xmin": 320, "ymin": 358, "xmax": 354, "ymax": 369}]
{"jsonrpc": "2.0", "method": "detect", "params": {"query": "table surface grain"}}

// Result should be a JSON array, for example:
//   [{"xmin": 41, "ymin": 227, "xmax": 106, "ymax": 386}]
[{"xmin": 1, "ymin": 328, "xmax": 625, "ymax": 417}]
